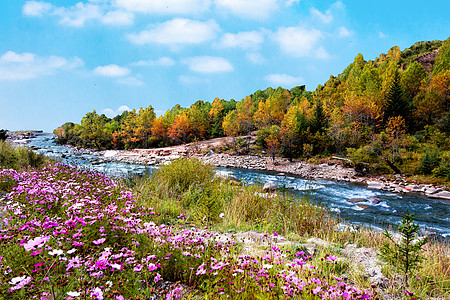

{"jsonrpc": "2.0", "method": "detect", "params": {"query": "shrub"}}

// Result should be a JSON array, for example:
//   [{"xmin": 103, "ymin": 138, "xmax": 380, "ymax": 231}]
[
  {"xmin": 0, "ymin": 141, "xmax": 51, "ymax": 170},
  {"xmin": 150, "ymin": 158, "xmax": 215, "ymax": 198},
  {"xmin": 418, "ymin": 151, "xmax": 441, "ymax": 174}
]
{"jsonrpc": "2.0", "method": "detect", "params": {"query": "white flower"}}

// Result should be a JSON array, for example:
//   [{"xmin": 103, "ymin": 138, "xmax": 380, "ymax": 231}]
[
  {"xmin": 9, "ymin": 276, "xmax": 26, "ymax": 285},
  {"xmin": 111, "ymin": 263, "xmax": 121, "ymax": 270},
  {"xmin": 219, "ymin": 213, "xmax": 224, "ymax": 219},
  {"xmin": 48, "ymin": 249, "xmax": 64, "ymax": 256},
  {"xmin": 67, "ymin": 248, "xmax": 77, "ymax": 254},
  {"xmin": 67, "ymin": 291, "xmax": 81, "ymax": 297},
  {"xmin": 262, "ymin": 264, "xmax": 273, "ymax": 269}
]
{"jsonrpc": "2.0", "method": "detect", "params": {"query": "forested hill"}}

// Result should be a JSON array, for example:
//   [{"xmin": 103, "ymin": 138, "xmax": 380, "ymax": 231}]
[{"xmin": 55, "ymin": 37, "xmax": 450, "ymax": 177}]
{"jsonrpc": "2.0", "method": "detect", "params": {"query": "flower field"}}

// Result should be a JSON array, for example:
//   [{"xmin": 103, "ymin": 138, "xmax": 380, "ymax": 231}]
[{"xmin": 0, "ymin": 163, "xmax": 377, "ymax": 299}]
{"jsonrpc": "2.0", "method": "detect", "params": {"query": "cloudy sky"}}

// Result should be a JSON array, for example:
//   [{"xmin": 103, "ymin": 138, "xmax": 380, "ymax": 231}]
[{"xmin": 1, "ymin": 0, "xmax": 449, "ymax": 132}]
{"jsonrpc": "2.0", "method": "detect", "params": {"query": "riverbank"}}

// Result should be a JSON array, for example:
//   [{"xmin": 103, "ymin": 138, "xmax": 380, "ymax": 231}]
[
  {"xmin": 97, "ymin": 143, "xmax": 450, "ymax": 202},
  {"xmin": 9, "ymin": 132, "xmax": 450, "ymax": 201}
]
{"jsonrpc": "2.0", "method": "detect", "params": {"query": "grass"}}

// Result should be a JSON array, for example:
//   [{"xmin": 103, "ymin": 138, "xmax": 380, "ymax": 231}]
[
  {"xmin": 0, "ymin": 154, "xmax": 448, "ymax": 299},
  {"xmin": 0, "ymin": 140, "xmax": 52, "ymax": 171}
]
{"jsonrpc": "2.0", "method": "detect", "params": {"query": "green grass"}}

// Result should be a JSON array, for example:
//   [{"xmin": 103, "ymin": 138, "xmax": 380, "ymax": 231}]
[{"xmin": 0, "ymin": 140, "xmax": 52, "ymax": 171}]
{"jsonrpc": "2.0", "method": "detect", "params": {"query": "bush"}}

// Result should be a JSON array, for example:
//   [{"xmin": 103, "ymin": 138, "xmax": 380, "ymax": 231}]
[
  {"xmin": 0, "ymin": 141, "xmax": 50, "ymax": 170},
  {"xmin": 151, "ymin": 158, "xmax": 215, "ymax": 198},
  {"xmin": 418, "ymin": 151, "xmax": 441, "ymax": 174}
]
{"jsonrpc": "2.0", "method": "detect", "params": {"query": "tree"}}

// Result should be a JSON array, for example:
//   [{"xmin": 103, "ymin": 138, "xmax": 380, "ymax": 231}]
[
  {"xmin": 385, "ymin": 116, "xmax": 406, "ymax": 164},
  {"xmin": 0, "ymin": 129, "xmax": 7, "ymax": 141},
  {"xmin": 401, "ymin": 61, "xmax": 428, "ymax": 99},
  {"xmin": 383, "ymin": 70, "xmax": 410, "ymax": 125},
  {"xmin": 380, "ymin": 213, "xmax": 428, "ymax": 287},
  {"xmin": 209, "ymin": 98, "xmax": 225, "ymax": 138},
  {"xmin": 222, "ymin": 110, "xmax": 240, "ymax": 153},
  {"xmin": 169, "ymin": 113, "xmax": 192, "ymax": 144},
  {"xmin": 310, "ymin": 99, "xmax": 328, "ymax": 134},
  {"xmin": 281, "ymin": 105, "xmax": 309, "ymax": 160},
  {"xmin": 80, "ymin": 111, "xmax": 111, "ymax": 149},
  {"xmin": 265, "ymin": 125, "xmax": 282, "ymax": 162},
  {"xmin": 430, "ymin": 69, "xmax": 450, "ymax": 111},
  {"xmin": 432, "ymin": 37, "xmax": 450, "ymax": 76}
]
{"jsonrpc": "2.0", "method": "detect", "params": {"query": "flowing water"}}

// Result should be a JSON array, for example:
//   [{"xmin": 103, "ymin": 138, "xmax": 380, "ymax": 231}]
[{"xmin": 26, "ymin": 133, "xmax": 450, "ymax": 238}]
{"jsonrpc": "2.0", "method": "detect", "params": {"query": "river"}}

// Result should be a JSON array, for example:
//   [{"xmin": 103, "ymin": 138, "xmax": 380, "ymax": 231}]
[{"xmin": 25, "ymin": 133, "xmax": 450, "ymax": 239}]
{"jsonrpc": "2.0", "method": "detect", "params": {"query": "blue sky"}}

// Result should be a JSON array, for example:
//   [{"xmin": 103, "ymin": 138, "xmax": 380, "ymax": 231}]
[{"xmin": 1, "ymin": 0, "xmax": 449, "ymax": 132}]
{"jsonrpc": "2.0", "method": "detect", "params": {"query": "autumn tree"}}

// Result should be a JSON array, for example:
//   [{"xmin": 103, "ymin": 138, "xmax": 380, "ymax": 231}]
[
  {"xmin": 310, "ymin": 99, "xmax": 328, "ymax": 134},
  {"xmin": 266, "ymin": 125, "xmax": 282, "ymax": 162},
  {"xmin": 385, "ymin": 116, "xmax": 407, "ymax": 165},
  {"xmin": 80, "ymin": 111, "xmax": 111, "ymax": 149},
  {"xmin": 430, "ymin": 69, "xmax": 450, "ymax": 111},
  {"xmin": 222, "ymin": 110, "xmax": 241, "ymax": 153},
  {"xmin": 281, "ymin": 105, "xmax": 309, "ymax": 160},
  {"xmin": 169, "ymin": 113, "xmax": 192, "ymax": 144},
  {"xmin": 150, "ymin": 116, "xmax": 168, "ymax": 147}
]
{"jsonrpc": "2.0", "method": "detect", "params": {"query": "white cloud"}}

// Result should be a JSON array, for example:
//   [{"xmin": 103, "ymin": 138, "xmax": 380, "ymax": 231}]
[
  {"xmin": 23, "ymin": 1, "xmax": 52, "ymax": 17},
  {"xmin": 246, "ymin": 52, "xmax": 265, "ymax": 64},
  {"xmin": 94, "ymin": 64, "xmax": 131, "ymax": 77},
  {"xmin": 265, "ymin": 73, "xmax": 303, "ymax": 87},
  {"xmin": 0, "ymin": 51, "xmax": 83, "ymax": 80},
  {"xmin": 116, "ymin": 76, "xmax": 145, "ymax": 86},
  {"xmin": 184, "ymin": 56, "xmax": 233, "ymax": 73},
  {"xmin": 272, "ymin": 26, "xmax": 322, "ymax": 57},
  {"xmin": 0, "ymin": 51, "xmax": 35, "ymax": 63},
  {"xmin": 215, "ymin": 0, "xmax": 279, "ymax": 19},
  {"xmin": 285, "ymin": 0, "xmax": 300, "ymax": 7},
  {"xmin": 113, "ymin": 0, "xmax": 211, "ymax": 15},
  {"xmin": 128, "ymin": 18, "xmax": 219, "ymax": 47},
  {"xmin": 131, "ymin": 57, "xmax": 176, "ymax": 67},
  {"xmin": 23, "ymin": 1, "xmax": 134, "ymax": 27},
  {"xmin": 337, "ymin": 26, "xmax": 351, "ymax": 37},
  {"xmin": 101, "ymin": 105, "xmax": 131, "ymax": 118},
  {"xmin": 54, "ymin": 2, "xmax": 103, "ymax": 27},
  {"xmin": 310, "ymin": 7, "xmax": 333, "ymax": 24},
  {"xmin": 315, "ymin": 46, "xmax": 331, "ymax": 59},
  {"xmin": 219, "ymin": 31, "xmax": 264, "ymax": 50},
  {"xmin": 101, "ymin": 10, "xmax": 134, "ymax": 25}
]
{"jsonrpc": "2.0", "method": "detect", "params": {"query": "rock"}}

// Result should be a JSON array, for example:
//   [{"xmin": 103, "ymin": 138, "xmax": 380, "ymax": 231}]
[
  {"xmin": 356, "ymin": 204, "xmax": 369, "ymax": 209},
  {"xmin": 424, "ymin": 187, "xmax": 442, "ymax": 195},
  {"xmin": 429, "ymin": 191, "xmax": 450, "ymax": 200},
  {"xmin": 263, "ymin": 182, "xmax": 277, "ymax": 191},
  {"xmin": 347, "ymin": 198, "xmax": 365, "ymax": 203},
  {"xmin": 368, "ymin": 197, "xmax": 381, "ymax": 205},
  {"xmin": 367, "ymin": 181, "xmax": 384, "ymax": 190},
  {"xmin": 306, "ymin": 237, "xmax": 333, "ymax": 248},
  {"xmin": 341, "ymin": 244, "xmax": 388, "ymax": 287},
  {"xmin": 405, "ymin": 185, "xmax": 423, "ymax": 193}
]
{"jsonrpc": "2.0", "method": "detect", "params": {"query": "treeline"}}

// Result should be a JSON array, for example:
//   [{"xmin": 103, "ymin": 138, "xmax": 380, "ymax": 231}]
[{"xmin": 55, "ymin": 37, "xmax": 450, "ymax": 176}]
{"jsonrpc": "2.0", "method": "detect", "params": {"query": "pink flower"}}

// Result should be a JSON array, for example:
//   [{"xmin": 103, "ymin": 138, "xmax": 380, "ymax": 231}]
[
  {"xmin": 154, "ymin": 273, "xmax": 162, "ymax": 283},
  {"xmin": 327, "ymin": 255, "xmax": 338, "ymax": 261},
  {"xmin": 312, "ymin": 286, "xmax": 322, "ymax": 295},
  {"xmin": 90, "ymin": 287, "xmax": 103, "ymax": 300},
  {"xmin": 134, "ymin": 264, "xmax": 143, "ymax": 272},
  {"xmin": 92, "ymin": 238, "xmax": 106, "ymax": 245},
  {"xmin": 147, "ymin": 263, "xmax": 158, "ymax": 271}
]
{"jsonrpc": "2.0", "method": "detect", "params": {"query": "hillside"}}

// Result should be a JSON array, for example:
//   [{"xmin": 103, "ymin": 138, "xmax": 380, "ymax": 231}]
[{"xmin": 54, "ymin": 36, "xmax": 450, "ymax": 180}]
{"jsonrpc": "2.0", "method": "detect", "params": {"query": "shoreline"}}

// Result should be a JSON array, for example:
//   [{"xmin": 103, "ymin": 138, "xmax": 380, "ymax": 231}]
[
  {"xmin": 9, "ymin": 132, "xmax": 450, "ymax": 201},
  {"xmin": 98, "ymin": 145, "xmax": 450, "ymax": 202}
]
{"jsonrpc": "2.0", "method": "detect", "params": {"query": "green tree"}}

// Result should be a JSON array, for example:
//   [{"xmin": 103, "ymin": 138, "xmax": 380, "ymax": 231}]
[
  {"xmin": 432, "ymin": 37, "xmax": 450, "ymax": 76},
  {"xmin": 310, "ymin": 99, "xmax": 328, "ymax": 134},
  {"xmin": 380, "ymin": 213, "xmax": 428, "ymax": 287},
  {"xmin": 383, "ymin": 70, "xmax": 410, "ymax": 125}
]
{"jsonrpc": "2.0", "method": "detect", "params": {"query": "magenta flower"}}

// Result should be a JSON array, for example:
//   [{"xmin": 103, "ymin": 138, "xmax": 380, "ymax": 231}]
[
  {"xmin": 327, "ymin": 255, "xmax": 338, "ymax": 261},
  {"xmin": 312, "ymin": 286, "xmax": 322, "ymax": 295},
  {"xmin": 154, "ymin": 273, "xmax": 162, "ymax": 283},
  {"xmin": 134, "ymin": 264, "xmax": 143, "ymax": 272},
  {"xmin": 148, "ymin": 263, "xmax": 158, "ymax": 271}
]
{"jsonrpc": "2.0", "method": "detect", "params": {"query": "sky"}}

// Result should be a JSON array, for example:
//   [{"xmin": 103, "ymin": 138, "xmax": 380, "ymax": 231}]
[{"xmin": 1, "ymin": 0, "xmax": 449, "ymax": 132}]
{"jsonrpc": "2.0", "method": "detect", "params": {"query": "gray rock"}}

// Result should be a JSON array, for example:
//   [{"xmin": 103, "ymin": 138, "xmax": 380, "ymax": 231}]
[
  {"xmin": 368, "ymin": 197, "xmax": 381, "ymax": 205},
  {"xmin": 429, "ymin": 191, "xmax": 450, "ymax": 200},
  {"xmin": 367, "ymin": 181, "xmax": 384, "ymax": 190},
  {"xmin": 347, "ymin": 198, "xmax": 365, "ymax": 203},
  {"xmin": 263, "ymin": 182, "xmax": 277, "ymax": 191}
]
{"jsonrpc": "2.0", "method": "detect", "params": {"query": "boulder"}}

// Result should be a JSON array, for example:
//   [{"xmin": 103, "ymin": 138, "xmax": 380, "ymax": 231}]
[
  {"xmin": 368, "ymin": 197, "xmax": 381, "ymax": 205},
  {"xmin": 263, "ymin": 182, "xmax": 277, "ymax": 191},
  {"xmin": 367, "ymin": 181, "xmax": 384, "ymax": 190},
  {"xmin": 347, "ymin": 198, "xmax": 365, "ymax": 203},
  {"xmin": 429, "ymin": 191, "xmax": 450, "ymax": 200}
]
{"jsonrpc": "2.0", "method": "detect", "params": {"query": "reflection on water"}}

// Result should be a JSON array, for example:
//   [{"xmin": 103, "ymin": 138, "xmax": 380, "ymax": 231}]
[{"xmin": 27, "ymin": 133, "xmax": 450, "ymax": 238}]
